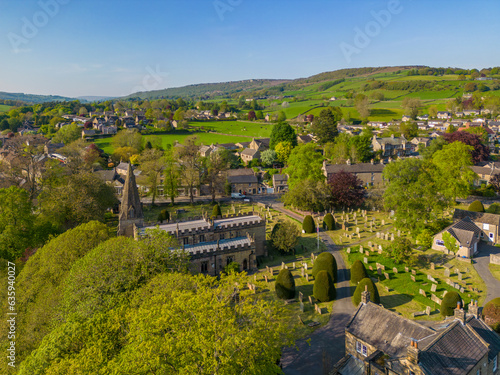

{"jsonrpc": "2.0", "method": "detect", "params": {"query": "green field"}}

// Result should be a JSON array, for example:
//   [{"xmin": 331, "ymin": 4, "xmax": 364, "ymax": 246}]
[
  {"xmin": 0, "ymin": 104, "xmax": 12, "ymax": 112},
  {"xmin": 189, "ymin": 120, "xmax": 273, "ymax": 138},
  {"xmin": 93, "ymin": 131, "xmax": 253, "ymax": 154}
]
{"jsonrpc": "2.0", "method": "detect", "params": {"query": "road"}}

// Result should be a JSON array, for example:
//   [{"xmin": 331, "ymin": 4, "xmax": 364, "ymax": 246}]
[
  {"xmin": 273, "ymin": 204, "xmax": 356, "ymax": 375},
  {"xmin": 474, "ymin": 243, "xmax": 500, "ymax": 304}
]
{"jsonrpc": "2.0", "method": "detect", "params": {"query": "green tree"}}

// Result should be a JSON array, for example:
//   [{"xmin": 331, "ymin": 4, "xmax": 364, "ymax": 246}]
[
  {"xmin": 283, "ymin": 143, "xmax": 324, "ymax": 189},
  {"xmin": 275, "ymin": 269, "xmax": 296, "ymax": 299},
  {"xmin": 224, "ymin": 261, "xmax": 240, "ymax": 274},
  {"xmin": 432, "ymin": 142, "xmax": 477, "ymax": 201},
  {"xmin": 0, "ymin": 186, "xmax": 35, "ymax": 260},
  {"xmin": 468, "ymin": 200, "xmax": 485, "ymax": 212},
  {"xmin": 353, "ymin": 278, "xmax": 380, "ymax": 306},
  {"xmin": 282, "ymin": 178, "xmax": 330, "ymax": 212},
  {"xmin": 389, "ymin": 237, "xmax": 413, "ymax": 264},
  {"xmin": 311, "ymin": 108, "xmax": 339, "ymax": 144},
  {"xmin": 402, "ymin": 97, "xmax": 422, "ymax": 119},
  {"xmin": 212, "ymin": 203, "xmax": 222, "ymax": 218},
  {"xmin": 350, "ymin": 260, "xmax": 367, "ymax": 285},
  {"xmin": 269, "ymin": 122, "xmax": 297, "ymax": 149},
  {"xmin": 260, "ymin": 149, "xmax": 277, "ymax": 167},
  {"xmin": 323, "ymin": 213, "xmax": 335, "ymax": 230},
  {"xmin": 277, "ymin": 110, "xmax": 287, "ymax": 122},
  {"xmin": 312, "ymin": 252, "xmax": 337, "ymax": 283},
  {"xmin": 302, "ymin": 215, "xmax": 315, "ymax": 234},
  {"xmin": 139, "ymin": 148, "xmax": 165, "ymax": 205},
  {"xmin": 442, "ymin": 232, "xmax": 459, "ymax": 254},
  {"xmin": 275, "ymin": 141, "xmax": 293, "ymax": 163},
  {"xmin": 176, "ymin": 136, "xmax": 202, "ymax": 204},
  {"xmin": 441, "ymin": 291, "xmax": 462, "ymax": 317},
  {"xmin": 270, "ymin": 220, "xmax": 300, "ymax": 254},
  {"xmin": 204, "ymin": 150, "xmax": 229, "ymax": 203},
  {"xmin": 52, "ymin": 123, "xmax": 82, "ymax": 144},
  {"xmin": 112, "ymin": 129, "xmax": 143, "ymax": 151},
  {"xmin": 313, "ymin": 270, "xmax": 336, "ymax": 302},
  {"xmin": 163, "ymin": 148, "xmax": 181, "ymax": 205}
]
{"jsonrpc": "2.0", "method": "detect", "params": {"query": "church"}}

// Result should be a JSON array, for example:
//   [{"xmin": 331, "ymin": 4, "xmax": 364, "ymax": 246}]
[{"xmin": 117, "ymin": 163, "xmax": 266, "ymax": 275}]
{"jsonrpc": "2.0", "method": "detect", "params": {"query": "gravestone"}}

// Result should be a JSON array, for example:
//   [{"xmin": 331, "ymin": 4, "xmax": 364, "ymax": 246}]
[
  {"xmin": 377, "ymin": 268, "xmax": 382, "ymax": 276},
  {"xmin": 412, "ymin": 269, "xmax": 416, "ymax": 275},
  {"xmin": 411, "ymin": 275, "xmax": 416, "ymax": 282},
  {"xmin": 364, "ymin": 257, "xmax": 368, "ymax": 264},
  {"xmin": 376, "ymin": 232, "xmax": 380, "ymax": 239},
  {"xmin": 300, "ymin": 302, "xmax": 304, "ymax": 312},
  {"xmin": 365, "ymin": 251, "xmax": 370, "ymax": 256},
  {"xmin": 292, "ymin": 262, "xmax": 296, "ymax": 269},
  {"xmin": 460, "ymin": 287, "xmax": 465, "ymax": 293},
  {"xmin": 426, "ymin": 306, "xmax": 431, "ymax": 315},
  {"xmin": 419, "ymin": 289, "xmax": 426, "ymax": 297},
  {"xmin": 405, "ymin": 267, "xmax": 409, "ymax": 272},
  {"xmin": 397, "ymin": 230, "xmax": 401, "ymax": 237},
  {"xmin": 264, "ymin": 275, "xmax": 268, "ymax": 283},
  {"xmin": 254, "ymin": 275, "xmax": 257, "ymax": 282},
  {"xmin": 301, "ymin": 268, "xmax": 305, "ymax": 277},
  {"xmin": 356, "ymin": 226, "xmax": 359, "ymax": 232},
  {"xmin": 360, "ymin": 245, "xmax": 364, "ymax": 252},
  {"xmin": 458, "ymin": 273, "xmax": 462, "ymax": 281},
  {"xmin": 431, "ymin": 284, "xmax": 437, "ymax": 292},
  {"xmin": 299, "ymin": 291, "xmax": 303, "ymax": 302},
  {"xmin": 306, "ymin": 274, "xmax": 309, "ymax": 282},
  {"xmin": 281, "ymin": 262, "xmax": 285, "ymax": 270},
  {"xmin": 308, "ymin": 296, "xmax": 314, "ymax": 304},
  {"xmin": 444, "ymin": 268, "xmax": 450, "ymax": 277},
  {"xmin": 385, "ymin": 285, "xmax": 390, "ymax": 292},
  {"xmin": 368, "ymin": 241, "xmax": 372, "ymax": 247},
  {"xmin": 369, "ymin": 266, "xmax": 373, "ymax": 271},
  {"xmin": 347, "ymin": 248, "xmax": 351, "ymax": 254},
  {"xmin": 385, "ymin": 233, "xmax": 389, "ymax": 241},
  {"xmin": 382, "ymin": 219, "xmax": 385, "ymax": 226},
  {"xmin": 378, "ymin": 249, "xmax": 383, "ymax": 255},
  {"xmin": 430, "ymin": 262, "xmax": 435, "ymax": 270},
  {"xmin": 378, "ymin": 245, "xmax": 383, "ymax": 251},
  {"xmin": 304, "ymin": 263, "xmax": 308, "ymax": 270},
  {"xmin": 390, "ymin": 234, "xmax": 395, "ymax": 241},
  {"xmin": 393, "ymin": 267, "xmax": 398, "ymax": 274},
  {"xmin": 384, "ymin": 272, "xmax": 390, "ymax": 280}
]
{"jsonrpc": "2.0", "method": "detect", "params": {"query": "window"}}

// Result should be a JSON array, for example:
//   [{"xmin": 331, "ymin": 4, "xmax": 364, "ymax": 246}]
[
  {"xmin": 183, "ymin": 237, "xmax": 189, "ymax": 245},
  {"xmin": 477, "ymin": 369, "xmax": 480, "ymax": 375},
  {"xmin": 199, "ymin": 234, "xmax": 205, "ymax": 243},
  {"xmin": 356, "ymin": 341, "xmax": 362, "ymax": 353},
  {"xmin": 493, "ymin": 355, "xmax": 497, "ymax": 372},
  {"xmin": 483, "ymin": 223, "xmax": 490, "ymax": 231},
  {"xmin": 490, "ymin": 233, "xmax": 494, "ymax": 240},
  {"xmin": 226, "ymin": 256, "xmax": 233, "ymax": 265},
  {"xmin": 356, "ymin": 341, "xmax": 367, "ymax": 356},
  {"xmin": 201, "ymin": 261, "xmax": 208, "ymax": 273},
  {"xmin": 436, "ymin": 239, "xmax": 444, "ymax": 246},
  {"xmin": 362, "ymin": 345, "xmax": 367, "ymax": 356}
]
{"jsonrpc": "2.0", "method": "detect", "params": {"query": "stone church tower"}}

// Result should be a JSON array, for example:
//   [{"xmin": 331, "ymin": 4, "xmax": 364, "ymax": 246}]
[{"xmin": 117, "ymin": 163, "xmax": 143, "ymax": 237}]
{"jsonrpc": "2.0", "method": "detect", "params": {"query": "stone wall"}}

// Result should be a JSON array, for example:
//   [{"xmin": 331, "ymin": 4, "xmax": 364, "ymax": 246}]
[{"xmin": 490, "ymin": 253, "xmax": 500, "ymax": 265}]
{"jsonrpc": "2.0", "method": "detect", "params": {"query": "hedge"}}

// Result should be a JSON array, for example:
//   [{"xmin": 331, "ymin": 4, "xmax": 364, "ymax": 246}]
[
  {"xmin": 323, "ymin": 213, "xmax": 335, "ymax": 231},
  {"xmin": 312, "ymin": 252, "xmax": 337, "ymax": 283},
  {"xmin": 483, "ymin": 297, "xmax": 500, "ymax": 332},
  {"xmin": 353, "ymin": 278, "xmax": 380, "ymax": 306},
  {"xmin": 313, "ymin": 270, "xmax": 336, "ymax": 302},
  {"xmin": 275, "ymin": 269, "xmax": 296, "ymax": 300},
  {"xmin": 157, "ymin": 209, "xmax": 170, "ymax": 223},
  {"xmin": 303, "ymin": 215, "xmax": 315, "ymax": 234},
  {"xmin": 468, "ymin": 200, "xmax": 485, "ymax": 212},
  {"xmin": 212, "ymin": 204, "xmax": 222, "ymax": 218},
  {"xmin": 351, "ymin": 260, "xmax": 368, "ymax": 285},
  {"xmin": 441, "ymin": 291, "xmax": 462, "ymax": 317}
]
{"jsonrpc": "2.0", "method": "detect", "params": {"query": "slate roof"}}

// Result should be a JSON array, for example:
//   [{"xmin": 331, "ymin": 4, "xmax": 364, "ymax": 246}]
[
  {"xmin": 214, "ymin": 215, "xmax": 262, "ymax": 229},
  {"xmin": 453, "ymin": 208, "xmax": 500, "ymax": 226},
  {"xmin": 443, "ymin": 217, "xmax": 481, "ymax": 247},
  {"xmin": 183, "ymin": 236, "xmax": 251, "ymax": 254},
  {"xmin": 467, "ymin": 318, "xmax": 500, "ymax": 361},
  {"xmin": 272, "ymin": 174, "xmax": 288, "ymax": 182},
  {"xmin": 373, "ymin": 134, "xmax": 407, "ymax": 146},
  {"xmin": 346, "ymin": 302, "xmax": 435, "ymax": 358},
  {"xmin": 227, "ymin": 168, "xmax": 255, "ymax": 177},
  {"xmin": 241, "ymin": 148, "xmax": 259, "ymax": 157},
  {"xmin": 227, "ymin": 174, "xmax": 258, "ymax": 184},
  {"xmin": 419, "ymin": 320, "xmax": 489, "ymax": 375}
]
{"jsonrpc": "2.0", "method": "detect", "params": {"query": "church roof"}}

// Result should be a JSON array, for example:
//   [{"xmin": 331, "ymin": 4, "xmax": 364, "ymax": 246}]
[{"xmin": 119, "ymin": 163, "xmax": 143, "ymax": 221}]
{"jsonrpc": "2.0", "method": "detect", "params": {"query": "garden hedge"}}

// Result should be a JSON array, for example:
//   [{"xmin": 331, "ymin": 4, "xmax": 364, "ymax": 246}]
[
  {"xmin": 312, "ymin": 252, "xmax": 337, "ymax": 283},
  {"xmin": 212, "ymin": 204, "xmax": 222, "ymax": 218},
  {"xmin": 441, "ymin": 291, "xmax": 462, "ymax": 317},
  {"xmin": 275, "ymin": 269, "xmax": 296, "ymax": 300},
  {"xmin": 323, "ymin": 213, "xmax": 335, "ymax": 231},
  {"xmin": 468, "ymin": 200, "xmax": 485, "ymax": 212},
  {"xmin": 351, "ymin": 260, "xmax": 368, "ymax": 285},
  {"xmin": 353, "ymin": 278, "xmax": 380, "ymax": 306},
  {"xmin": 303, "ymin": 215, "xmax": 315, "ymax": 234},
  {"xmin": 313, "ymin": 270, "xmax": 336, "ymax": 302}
]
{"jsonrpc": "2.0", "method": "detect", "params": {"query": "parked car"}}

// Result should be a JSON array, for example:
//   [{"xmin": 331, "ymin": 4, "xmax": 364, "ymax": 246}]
[{"xmin": 231, "ymin": 192, "xmax": 246, "ymax": 199}]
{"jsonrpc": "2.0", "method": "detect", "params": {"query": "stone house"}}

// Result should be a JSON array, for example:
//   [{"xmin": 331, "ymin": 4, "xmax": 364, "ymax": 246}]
[
  {"xmin": 297, "ymin": 135, "xmax": 313, "ymax": 144},
  {"xmin": 248, "ymin": 138, "xmax": 270, "ymax": 151},
  {"xmin": 227, "ymin": 172, "xmax": 260, "ymax": 195},
  {"xmin": 272, "ymin": 173, "xmax": 288, "ymax": 193},
  {"xmin": 470, "ymin": 161, "xmax": 500, "ymax": 186},
  {"xmin": 410, "ymin": 137, "xmax": 432, "ymax": 150},
  {"xmin": 199, "ymin": 145, "xmax": 212, "ymax": 158},
  {"xmin": 334, "ymin": 292, "xmax": 500, "ymax": 375},
  {"xmin": 240, "ymin": 148, "xmax": 260, "ymax": 165},
  {"xmin": 322, "ymin": 160, "xmax": 385, "ymax": 187},
  {"xmin": 432, "ymin": 217, "xmax": 481, "ymax": 258},
  {"xmin": 371, "ymin": 134, "xmax": 412, "ymax": 157},
  {"xmin": 437, "ymin": 111, "xmax": 452, "ymax": 119},
  {"xmin": 454, "ymin": 209, "xmax": 500, "ymax": 244}
]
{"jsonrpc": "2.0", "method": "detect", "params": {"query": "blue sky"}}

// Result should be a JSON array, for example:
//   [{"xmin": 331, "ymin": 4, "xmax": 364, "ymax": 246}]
[{"xmin": 1, "ymin": 0, "xmax": 499, "ymax": 97}]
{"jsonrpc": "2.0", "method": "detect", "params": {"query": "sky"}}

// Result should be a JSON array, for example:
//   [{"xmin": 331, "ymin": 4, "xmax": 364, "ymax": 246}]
[{"xmin": 0, "ymin": 0, "xmax": 499, "ymax": 98}]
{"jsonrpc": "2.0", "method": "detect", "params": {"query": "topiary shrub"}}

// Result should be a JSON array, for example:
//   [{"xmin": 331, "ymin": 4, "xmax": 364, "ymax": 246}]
[
  {"xmin": 275, "ymin": 269, "xmax": 296, "ymax": 300},
  {"xmin": 313, "ymin": 270, "xmax": 336, "ymax": 302},
  {"xmin": 157, "ymin": 209, "xmax": 170, "ymax": 223},
  {"xmin": 441, "ymin": 291, "xmax": 462, "ymax": 317},
  {"xmin": 353, "ymin": 278, "xmax": 380, "ymax": 306},
  {"xmin": 351, "ymin": 260, "xmax": 368, "ymax": 285},
  {"xmin": 323, "ymin": 213, "xmax": 335, "ymax": 231},
  {"xmin": 486, "ymin": 203, "xmax": 500, "ymax": 214},
  {"xmin": 211, "ymin": 204, "xmax": 222, "ymax": 218},
  {"xmin": 312, "ymin": 252, "xmax": 338, "ymax": 283},
  {"xmin": 468, "ymin": 200, "xmax": 485, "ymax": 212},
  {"xmin": 483, "ymin": 297, "xmax": 500, "ymax": 332},
  {"xmin": 303, "ymin": 215, "xmax": 315, "ymax": 234}
]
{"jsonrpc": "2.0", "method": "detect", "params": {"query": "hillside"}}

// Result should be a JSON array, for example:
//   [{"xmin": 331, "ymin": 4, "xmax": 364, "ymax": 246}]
[{"xmin": 0, "ymin": 91, "xmax": 74, "ymax": 104}]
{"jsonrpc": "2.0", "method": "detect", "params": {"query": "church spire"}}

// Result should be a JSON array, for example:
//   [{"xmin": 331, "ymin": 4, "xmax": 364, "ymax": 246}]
[{"xmin": 117, "ymin": 163, "xmax": 143, "ymax": 236}]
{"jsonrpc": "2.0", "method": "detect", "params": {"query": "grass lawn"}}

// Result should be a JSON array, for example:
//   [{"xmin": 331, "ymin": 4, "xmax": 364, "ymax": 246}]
[
  {"xmin": 0, "ymin": 104, "xmax": 12, "ymax": 112},
  {"xmin": 489, "ymin": 263, "xmax": 500, "ymax": 282},
  {"xmin": 93, "ymin": 131, "xmax": 253, "ymax": 154},
  {"xmin": 188, "ymin": 120, "xmax": 273, "ymax": 138}
]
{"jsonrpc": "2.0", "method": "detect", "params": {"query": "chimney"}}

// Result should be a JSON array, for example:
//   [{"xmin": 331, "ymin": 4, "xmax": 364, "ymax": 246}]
[
  {"xmin": 346, "ymin": 158, "xmax": 351, "ymax": 165},
  {"xmin": 454, "ymin": 301, "xmax": 466, "ymax": 324},
  {"xmin": 468, "ymin": 300, "xmax": 479, "ymax": 319},
  {"xmin": 370, "ymin": 159, "xmax": 374, "ymax": 165},
  {"xmin": 361, "ymin": 285, "xmax": 370, "ymax": 304},
  {"xmin": 407, "ymin": 339, "xmax": 420, "ymax": 364}
]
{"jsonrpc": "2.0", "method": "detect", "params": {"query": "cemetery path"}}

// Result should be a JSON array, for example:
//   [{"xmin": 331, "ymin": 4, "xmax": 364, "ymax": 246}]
[
  {"xmin": 474, "ymin": 243, "xmax": 500, "ymax": 304},
  {"xmin": 280, "ymin": 230, "xmax": 356, "ymax": 375}
]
